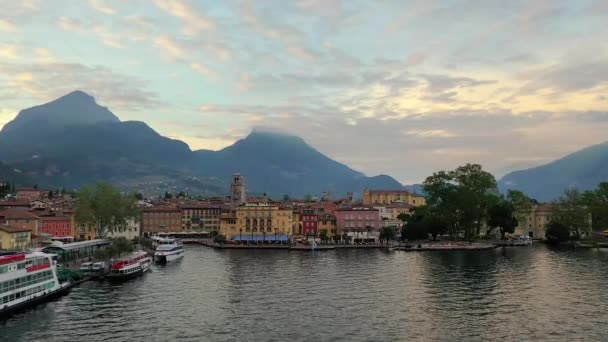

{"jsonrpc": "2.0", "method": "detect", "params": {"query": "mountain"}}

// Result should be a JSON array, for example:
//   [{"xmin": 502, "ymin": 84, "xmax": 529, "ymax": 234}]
[
  {"xmin": 192, "ymin": 130, "xmax": 404, "ymax": 197},
  {"xmin": 0, "ymin": 91, "xmax": 404, "ymax": 197},
  {"xmin": 499, "ymin": 142, "xmax": 608, "ymax": 201}
]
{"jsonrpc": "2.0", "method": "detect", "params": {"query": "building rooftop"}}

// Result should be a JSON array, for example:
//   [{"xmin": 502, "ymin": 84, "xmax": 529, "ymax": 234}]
[
  {"xmin": 0, "ymin": 224, "xmax": 32, "ymax": 233},
  {"xmin": 0, "ymin": 208, "xmax": 40, "ymax": 219}
]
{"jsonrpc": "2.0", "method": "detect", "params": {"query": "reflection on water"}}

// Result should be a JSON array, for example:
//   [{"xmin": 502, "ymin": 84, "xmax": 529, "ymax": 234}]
[{"xmin": 2, "ymin": 246, "xmax": 608, "ymax": 341}]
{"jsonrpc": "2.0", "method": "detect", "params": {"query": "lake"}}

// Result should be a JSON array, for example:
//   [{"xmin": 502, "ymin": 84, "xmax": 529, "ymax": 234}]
[{"xmin": 2, "ymin": 245, "xmax": 608, "ymax": 341}]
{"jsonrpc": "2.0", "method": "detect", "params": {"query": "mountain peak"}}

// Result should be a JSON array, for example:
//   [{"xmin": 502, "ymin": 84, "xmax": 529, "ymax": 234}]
[{"xmin": 0, "ymin": 90, "xmax": 120, "ymax": 137}]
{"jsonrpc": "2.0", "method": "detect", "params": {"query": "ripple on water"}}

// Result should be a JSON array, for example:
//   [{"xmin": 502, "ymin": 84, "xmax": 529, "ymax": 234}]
[{"xmin": 3, "ymin": 246, "xmax": 608, "ymax": 342}]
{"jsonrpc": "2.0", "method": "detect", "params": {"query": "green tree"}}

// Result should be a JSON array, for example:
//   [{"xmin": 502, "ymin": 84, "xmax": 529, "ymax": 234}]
[
  {"xmin": 282, "ymin": 194, "xmax": 290, "ymax": 201},
  {"xmin": 213, "ymin": 234, "xmax": 227, "ymax": 244},
  {"xmin": 379, "ymin": 226, "xmax": 396, "ymax": 245},
  {"xmin": 75, "ymin": 182, "xmax": 140, "ymax": 238},
  {"xmin": 319, "ymin": 229, "xmax": 328, "ymax": 241},
  {"xmin": 507, "ymin": 190, "xmax": 532, "ymax": 228},
  {"xmin": 552, "ymin": 189, "xmax": 590, "ymax": 239},
  {"xmin": 545, "ymin": 221, "xmax": 570, "ymax": 243},
  {"xmin": 488, "ymin": 200, "xmax": 518, "ymax": 239},
  {"xmin": 111, "ymin": 237, "xmax": 134, "ymax": 256},
  {"xmin": 423, "ymin": 163, "xmax": 498, "ymax": 240},
  {"xmin": 582, "ymin": 182, "xmax": 608, "ymax": 231},
  {"xmin": 134, "ymin": 192, "xmax": 144, "ymax": 201},
  {"xmin": 164, "ymin": 191, "xmax": 173, "ymax": 199}
]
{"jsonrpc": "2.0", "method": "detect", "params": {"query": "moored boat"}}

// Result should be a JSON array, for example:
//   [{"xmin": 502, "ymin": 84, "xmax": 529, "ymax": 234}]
[
  {"xmin": 106, "ymin": 251, "xmax": 152, "ymax": 281},
  {"xmin": 0, "ymin": 252, "xmax": 72, "ymax": 319},
  {"xmin": 153, "ymin": 237, "xmax": 184, "ymax": 264}
]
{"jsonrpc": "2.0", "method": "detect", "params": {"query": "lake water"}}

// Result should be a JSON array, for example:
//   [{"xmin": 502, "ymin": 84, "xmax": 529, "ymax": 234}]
[{"xmin": 2, "ymin": 245, "xmax": 608, "ymax": 341}]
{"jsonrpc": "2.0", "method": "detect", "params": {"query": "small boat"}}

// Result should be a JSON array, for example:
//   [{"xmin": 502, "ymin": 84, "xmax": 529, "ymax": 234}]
[
  {"xmin": 153, "ymin": 237, "xmax": 184, "ymax": 264},
  {"xmin": 0, "ymin": 252, "xmax": 72, "ymax": 319},
  {"xmin": 79, "ymin": 262, "xmax": 93, "ymax": 275},
  {"xmin": 90, "ymin": 262, "xmax": 106, "ymax": 279},
  {"xmin": 106, "ymin": 251, "xmax": 152, "ymax": 281}
]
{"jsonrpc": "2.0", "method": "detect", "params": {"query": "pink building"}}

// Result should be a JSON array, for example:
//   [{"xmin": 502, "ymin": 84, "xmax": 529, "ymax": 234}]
[{"xmin": 334, "ymin": 207, "xmax": 380, "ymax": 242}]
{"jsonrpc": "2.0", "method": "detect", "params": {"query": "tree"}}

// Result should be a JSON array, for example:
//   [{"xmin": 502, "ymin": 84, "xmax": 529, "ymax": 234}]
[
  {"xmin": 545, "ymin": 221, "xmax": 570, "ymax": 243},
  {"xmin": 552, "ymin": 189, "xmax": 590, "ymax": 239},
  {"xmin": 164, "ymin": 191, "xmax": 173, "ymax": 199},
  {"xmin": 507, "ymin": 190, "xmax": 532, "ymax": 228},
  {"xmin": 75, "ymin": 182, "xmax": 140, "ymax": 238},
  {"xmin": 582, "ymin": 182, "xmax": 608, "ymax": 231},
  {"xmin": 282, "ymin": 194, "xmax": 290, "ymax": 201},
  {"xmin": 488, "ymin": 200, "xmax": 518, "ymax": 239},
  {"xmin": 423, "ymin": 163, "xmax": 499, "ymax": 240},
  {"xmin": 319, "ymin": 229, "xmax": 328, "ymax": 241},
  {"xmin": 379, "ymin": 226, "xmax": 396, "ymax": 245},
  {"xmin": 111, "ymin": 237, "xmax": 133, "ymax": 256},
  {"xmin": 213, "ymin": 234, "xmax": 227, "ymax": 244},
  {"xmin": 134, "ymin": 192, "xmax": 144, "ymax": 201}
]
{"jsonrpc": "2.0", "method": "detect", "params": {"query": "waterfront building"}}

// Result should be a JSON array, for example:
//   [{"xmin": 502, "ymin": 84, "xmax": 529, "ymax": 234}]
[
  {"xmin": 219, "ymin": 209, "xmax": 238, "ymax": 238},
  {"xmin": 230, "ymin": 174, "xmax": 246, "ymax": 206},
  {"xmin": 0, "ymin": 225, "xmax": 32, "ymax": 250},
  {"xmin": 229, "ymin": 204, "xmax": 293, "ymax": 242},
  {"xmin": 105, "ymin": 218, "xmax": 141, "ymax": 240},
  {"xmin": 362, "ymin": 189, "xmax": 425, "ymax": 207},
  {"xmin": 181, "ymin": 205, "xmax": 221, "ymax": 233},
  {"xmin": 318, "ymin": 213, "xmax": 336, "ymax": 239},
  {"xmin": 301, "ymin": 207, "xmax": 318, "ymax": 237},
  {"xmin": 141, "ymin": 206, "xmax": 182, "ymax": 237},
  {"xmin": 513, "ymin": 204, "xmax": 591, "ymax": 239},
  {"xmin": 334, "ymin": 207, "xmax": 381, "ymax": 242}
]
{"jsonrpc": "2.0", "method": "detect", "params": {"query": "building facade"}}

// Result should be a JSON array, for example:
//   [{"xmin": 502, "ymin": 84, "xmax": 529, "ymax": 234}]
[
  {"xmin": 334, "ymin": 207, "xmax": 381, "ymax": 242},
  {"xmin": 141, "ymin": 206, "xmax": 182, "ymax": 236},
  {"xmin": 0, "ymin": 225, "xmax": 32, "ymax": 250},
  {"xmin": 363, "ymin": 190, "xmax": 425, "ymax": 207},
  {"xmin": 15, "ymin": 188, "xmax": 49, "ymax": 200},
  {"xmin": 0, "ymin": 208, "xmax": 40, "ymax": 234},
  {"xmin": 301, "ymin": 208, "xmax": 318, "ymax": 236},
  {"xmin": 230, "ymin": 204, "xmax": 294, "ymax": 240},
  {"xmin": 318, "ymin": 213, "xmax": 336, "ymax": 239},
  {"xmin": 40, "ymin": 216, "xmax": 72, "ymax": 237},
  {"xmin": 181, "ymin": 205, "xmax": 221, "ymax": 232}
]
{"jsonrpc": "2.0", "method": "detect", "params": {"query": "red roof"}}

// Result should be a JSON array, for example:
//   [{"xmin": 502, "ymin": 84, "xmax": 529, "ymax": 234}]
[
  {"xmin": 0, "ymin": 208, "xmax": 40, "ymax": 219},
  {"xmin": 0, "ymin": 224, "xmax": 32, "ymax": 233}
]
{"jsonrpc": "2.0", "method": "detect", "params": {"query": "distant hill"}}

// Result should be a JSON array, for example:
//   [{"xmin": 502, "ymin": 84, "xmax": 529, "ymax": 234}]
[
  {"xmin": 0, "ymin": 91, "xmax": 404, "ymax": 197},
  {"xmin": 192, "ymin": 130, "xmax": 404, "ymax": 197},
  {"xmin": 499, "ymin": 142, "xmax": 608, "ymax": 201}
]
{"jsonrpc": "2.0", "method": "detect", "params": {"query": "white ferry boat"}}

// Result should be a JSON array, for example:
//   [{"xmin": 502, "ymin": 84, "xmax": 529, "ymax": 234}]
[
  {"xmin": 0, "ymin": 252, "xmax": 72, "ymax": 319},
  {"xmin": 153, "ymin": 237, "xmax": 184, "ymax": 264},
  {"xmin": 106, "ymin": 251, "xmax": 152, "ymax": 281}
]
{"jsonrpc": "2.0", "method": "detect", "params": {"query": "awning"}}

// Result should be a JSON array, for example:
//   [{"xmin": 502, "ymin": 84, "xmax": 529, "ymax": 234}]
[{"xmin": 232, "ymin": 234, "xmax": 290, "ymax": 242}]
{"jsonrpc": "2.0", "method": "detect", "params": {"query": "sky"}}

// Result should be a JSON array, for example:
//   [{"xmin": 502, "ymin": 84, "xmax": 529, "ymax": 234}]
[{"xmin": 1, "ymin": 0, "xmax": 607, "ymax": 185}]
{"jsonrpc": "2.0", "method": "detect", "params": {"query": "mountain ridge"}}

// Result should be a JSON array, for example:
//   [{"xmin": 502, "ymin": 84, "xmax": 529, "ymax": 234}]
[{"xmin": 0, "ymin": 91, "xmax": 404, "ymax": 197}]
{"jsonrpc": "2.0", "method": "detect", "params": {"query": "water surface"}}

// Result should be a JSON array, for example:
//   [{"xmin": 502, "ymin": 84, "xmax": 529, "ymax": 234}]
[{"xmin": 2, "ymin": 245, "xmax": 608, "ymax": 341}]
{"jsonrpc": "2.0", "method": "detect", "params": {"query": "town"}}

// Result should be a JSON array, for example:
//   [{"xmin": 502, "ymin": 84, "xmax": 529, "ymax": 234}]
[{"xmin": 0, "ymin": 169, "xmax": 594, "ymax": 253}]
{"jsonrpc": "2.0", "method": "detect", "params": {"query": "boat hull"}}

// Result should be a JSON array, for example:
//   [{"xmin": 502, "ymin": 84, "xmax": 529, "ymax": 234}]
[
  {"xmin": 0, "ymin": 283, "xmax": 72, "ymax": 320},
  {"xmin": 106, "ymin": 268, "xmax": 144, "ymax": 281},
  {"xmin": 154, "ymin": 251, "xmax": 184, "ymax": 264}
]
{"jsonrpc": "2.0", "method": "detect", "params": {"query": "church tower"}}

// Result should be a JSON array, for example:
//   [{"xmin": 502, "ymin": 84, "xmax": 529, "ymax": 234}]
[{"xmin": 231, "ymin": 173, "xmax": 246, "ymax": 205}]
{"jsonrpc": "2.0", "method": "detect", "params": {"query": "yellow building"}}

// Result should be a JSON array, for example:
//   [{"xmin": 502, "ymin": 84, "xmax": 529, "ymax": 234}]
[
  {"xmin": 363, "ymin": 190, "xmax": 425, "ymax": 206},
  {"xmin": 0, "ymin": 225, "xmax": 32, "ymax": 250},
  {"xmin": 318, "ymin": 214, "xmax": 336, "ymax": 239},
  {"xmin": 237, "ymin": 204, "xmax": 293, "ymax": 236}
]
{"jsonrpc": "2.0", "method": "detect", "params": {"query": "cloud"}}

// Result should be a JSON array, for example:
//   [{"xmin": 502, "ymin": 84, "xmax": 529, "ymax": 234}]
[
  {"xmin": 287, "ymin": 46, "xmax": 320, "ymax": 62},
  {"xmin": 0, "ymin": 19, "xmax": 17, "ymax": 32},
  {"xmin": 34, "ymin": 48, "xmax": 57, "ymax": 64},
  {"xmin": 190, "ymin": 62, "xmax": 219, "ymax": 82},
  {"xmin": 238, "ymin": 0, "xmax": 305, "ymax": 43},
  {"xmin": 0, "ymin": 62, "xmax": 161, "ymax": 111},
  {"xmin": 89, "ymin": 0, "xmax": 116, "ymax": 15},
  {"xmin": 155, "ymin": 0, "xmax": 215, "ymax": 35},
  {"xmin": 0, "ymin": 44, "xmax": 17, "ymax": 59},
  {"xmin": 154, "ymin": 36, "xmax": 186, "ymax": 60},
  {"xmin": 57, "ymin": 17, "xmax": 84, "ymax": 31}
]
